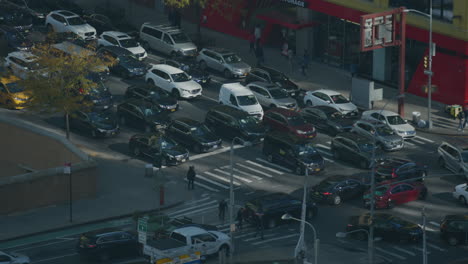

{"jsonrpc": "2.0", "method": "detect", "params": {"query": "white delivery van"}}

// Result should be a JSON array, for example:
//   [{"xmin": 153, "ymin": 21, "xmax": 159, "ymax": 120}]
[{"xmin": 219, "ymin": 83, "xmax": 263, "ymax": 119}]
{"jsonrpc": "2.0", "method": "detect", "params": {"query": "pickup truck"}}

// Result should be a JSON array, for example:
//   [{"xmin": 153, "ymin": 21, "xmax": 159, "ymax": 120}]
[{"xmin": 143, "ymin": 226, "xmax": 231, "ymax": 260}]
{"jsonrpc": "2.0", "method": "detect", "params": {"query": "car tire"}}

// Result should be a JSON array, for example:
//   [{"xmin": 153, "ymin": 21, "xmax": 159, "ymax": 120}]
[
  {"xmin": 330, "ymin": 195, "xmax": 342, "ymax": 205},
  {"xmin": 119, "ymin": 116, "xmax": 126, "ymax": 125},
  {"xmin": 147, "ymin": 79, "xmax": 155, "ymax": 86},
  {"xmin": 224, "ymin": 69, "xmax": 232, "ymax": 79},
  {"xmin": 448, "ymin": 236, "xmax": 459, "ymax": 246},
  {"xmin": 359, "ymin": 159, "xmax": 368, "ymax": 169},
  {"xmin": 306, "ymin": 100, "xmax": 313, "ymax": 107},
  {"xmin": 133, "ymin": 147, "xmax": 141, "ymax": 157},
  {"xmin": 459, "ymin": 196, "xmax": 467, "ymax": 205},
  {"xmin": 387, "ymin": 200, "xmax": 394, "ymax": 209},
  {"xmin": 267, "ymin": 154, "xmax": 274, "ymax": 163},
  {"xmin": 438, "ymin": 157, "xmax": 445, "ymax": 168},
  {"xmin": 47, "ymin": 24, "xmax": 54, "ymax": 32},
  {"xmin": 199, "ymin": 60, "xmax": 207, "ymax": 70},
  {"xmin": 193, "ymin": 144, "xmax": 202, "ymax": 153},
  {"xmin": 332, "ymin": 149, "xmax": 340, "ymax": 160},
  {"xmin": 295, "ymin": 166, "xmax": 303, "ymax": 175},
  {"xmin": 172, "ymin": 89, "xmax": 180, "ymax": 99},
  {"xmin": 267, "ymin": 218, "xmax": 276, "ymax": 229}
]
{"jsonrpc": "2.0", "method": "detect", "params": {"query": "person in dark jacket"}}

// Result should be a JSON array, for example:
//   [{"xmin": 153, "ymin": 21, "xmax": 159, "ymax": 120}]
[
  {"xmin": 187, "ymin": 166, "xmax": 196, "ymax": 190},
  {"xmin": 255, "ymin": 41, "xmax": 264, "ymax": 66},
  {"xmin": 219, "ymin": 199, "xmax": 227, "ymax": 221},
  {"xmin": 236, "ymin": 207, "xmax": 245, "ymax": 230},
  {"xmin": 300, "ymin": 49, "xmax": 310, "ymax": 76}
]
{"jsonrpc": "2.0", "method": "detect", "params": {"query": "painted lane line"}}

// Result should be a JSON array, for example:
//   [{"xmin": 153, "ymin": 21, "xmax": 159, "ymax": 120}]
[
  {"xmin": 243, "ymin": 233, "xmax": 276, "ymax": 242},
  {"xmin": 316, "ymin": 144, "xmax": 331, "ymax": 150},
  {"xmin": 183, "ymin": 179, "xmax": 219, "ymax": 192},
  {"xmin": 246, "ymin": 160, "xmax": 285, "ymax": 174},
  {"xmin": 34, "ymin": 253, "xmax": 78, "ymax": 263},
  {"xmin": 392, "ymin": 246, "xmax": 416, "ymax": 256},
  {"xmin": 410, "ymin": 138, "xmax": 429, "ymax": 145},
  {"xmin": 418, "ymin": 224, "xmax": 439, "ymax": 232},
  {"xmin": 326, "ymin": 141, "xmax": 331, "ymax": 144},
  {"xmin": 254, "ymin": 158, "xmax": 292, "ymax": 173},
  {"xmin": 183, "ymin": 196, "xmax": 211, "ymax": 206},
  {"xmin": 167, "ymin": 200, "xmax": 217, "ymax": 216},
  {"xmin": 235, "ymin": 163, "xmax": 273, "ymax": 178},
  {"xmin": 170, "ymin": 205, "xmax": 218, "ymax": 219},
  {"xmin": 375, "ymin": 247, "xmax": 407, "ymax": 260},
  {"xmin": 411, "ymin": 246, "xmax": 431, "ymax": 254},
  {"xmin": 201, "ymin": 95, "xmax": 218, "ymax": 103},
  {"xmin": 196, "ymin": 174, "xmax": 230, "ymax": 189},
  {"xmin": 189, "ymin": 145, "xmax": 244, "ymax": 161},
  {"xmin": 429, "ymin": 221, "xmax": 440, "ymax": 227},
  {"xmin": 427, "ymin": 243, "xmax": 447, "ymax": 252},
  {"xmin": 214, "ymin": 169, "xmax": 253, "ymax": 183},
  {"xmin": 251, "ymin": 234, "xmax": 299, "ymax": 245},
  {"xmin": 13, "ymin": 240, "xmax": 74, "ymax": 252},
  {"xmin": 415, "ymin": 136, "xmax": 435, "ymax": 143},
  {"xmin": 221, "ymin": 166, "xmax": 263, "ymax": 180},
  {"xmin": 245, "ymin": 191, "xmax": 256, "ymax": 195},
  {"xmin": 204, "ymin": 171, "xmax": 241, "ymax": 186}
]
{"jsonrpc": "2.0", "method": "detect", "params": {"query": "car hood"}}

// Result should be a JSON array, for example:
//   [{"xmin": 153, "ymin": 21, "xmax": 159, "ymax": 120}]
[
  {"xmin": 209, "ymin": 231, "xmax": 230, "ymax": 241},
  {"xmin": 174, "ymin": 42, "xmax": 197, "ymax": 51},
  {"xmin": 195, "ymin": 133, "xmax": 221, "ymax": 144},
  {"xmin": 335, "ymin": 102, "xmax": 357, "ymax": 113},
  {"xmin": 164, "ymin": 146, "xmax": 188, "ymax": 157},
  {"xmin": 175, "ymin": 81, "xmax": 202, "ymax": 91},
  {"xmin": 275, "ymin": 97, "xmax": 297, "ymax": 106},
  {"xmin": 244, "ymin": 124, "xmax": 266, "ymax": 135},
  {"xmin": 298, "ymin": 153, "xmax": 324, "ymax": 165},
  {"xmin": 389, "ymin": 123, "xmax": 415, "ymax": 132},
  {"xmin": 239, "ymin": 104, "xmax": 263, "ymax": 115},
  {"xmin": 10, "ymin": 38, "xmax": 33, "ymax": 49},
  {"xmin": 121, "ymin": 59, "xmax": 146, "ymax": 70},
  {"xmin": 12, "ymin": 91, "xmax": 31, "ymax": 100},
  {"xmin": 333, "ymin": 117, "xmax": 358, "ymax": 128},
  {"xmin": 126, "ymin": 45, "xmax": 146, "ymax": 55},
  {"xmin": 93, "ymin": 118, "xmax": 118, "ymax": 130},
  {"xmin": 275, "ymin": 79, "xmax": 298, "ymax": 91},
  {"xmin": 153, "ymin": 96, "xmax": 178, "ymax": 107},
  {"xmin": 379, "ymin": 134, "xmax": 403, "ymax": 142},
  {"xmin": 70, "ymin": 24, "xmax": 95, "ymax": 34},
  {"xmin": 228, "ymin": 62, "xmax": 250, "ymax": 71}
]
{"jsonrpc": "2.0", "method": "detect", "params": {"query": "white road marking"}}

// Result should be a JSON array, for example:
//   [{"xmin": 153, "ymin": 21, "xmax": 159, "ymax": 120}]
[
  {"xmin": 245, "ymin": 191, "xmax": 256, "ymax": 195},
  {"xmin": 411, "ymin": 138, "xmax": 429, "ymax": 145},
  {"xmin": 235, "ymin": 163, "xmax": 273, "ymax": 178},
  {"xmin": 214, "ymin": 168, "xmax": 253, "ymax": 183},
  {"xmin": 326, "ymin": 141, "xmax": 331, "ymax": 144},
  {"xmin": 375, "ymin": 247, "xmax": 407, "ymax": 260},
  {"xmin": 201, "ymin": 95, "xmax": 218, "ymax": 103},
  {"xmin": 254, "ymin": 158, "xmax": 292, "ymax": 173},
  {"xmin": 226, "ymin": 167, "xmax": 263, "ymax": 180},
  {"xmin": 392, "ymin": 246, "xmax": 416, "ymax": 256},
  {"xmin": 13, "ymin": 240, "xmax": 73, "ymax": 252},
  {"xmin": 34, "ymin": 253, "xmax": 78, "ymax": 263},
  {"xmin": 195, "ymin": 175, "xmax": 229, "ymax": 189},
  {"xmin": 203, "ymin": 171, "xmax": 241, "ymax": 185},
  {"xmin": 168, "ymin": 200, "xmax": 217, "ymax": 216},
  {"xmin": 251, "ymin": 234, "xmax": 299, "ymax": 245},
  {"xmin": 429, "ymin": 221, "xmax": 440, "ymax": 227},
  {"xmin": 189, "ymin": 145, "xmax": 244, "ymax": 161},
  {"xmin": 427, "ymin": 243, "xmax": 447, "ymax": 252},
  {"xmin": 405, "ymin": 141, "xmax": 416, "ymax": 146},
  {"xmin": 243, "ymin": 233, "xmax": 276, "ymax": 241},
  {"xmin": 246, "ymin": 160, "xmax": 285, "ymax": 174},
  {"xmin": 411, "ymin": 246, "xmax": 431, "ymax": 254},
  {"xmin": 418, "ymin": 224, "xmax": 439, "ymax": 232},
  {"xmin": 415, "ymin": 136, "xmax": 435, "ymax": 143},
  {"xmin": 316, "ymin": 144, "xmax": 331, "ymax": 150},
  {"xmin": 183, "ymin": 196, "xmax": 211, "ymax": 205},
  {"xmin": 183, "ymin": 179, "xmax": 219, "ymax": 192},
  {"xmin": 171, "ymin": 205, "xmax": 218, "ymax": 219}
]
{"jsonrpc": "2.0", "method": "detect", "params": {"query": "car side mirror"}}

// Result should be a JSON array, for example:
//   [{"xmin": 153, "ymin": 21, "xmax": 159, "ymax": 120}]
[
  {"xmin": 326, "ymin": 100, "xmax": 331, "ymax": 104},
  {"xmin": 166, "ymin": 79, "xmax": 171, "ymax": 82},
  {"xmin": 63, "ymin": 22, "xmax": 68, "ymax": 26}
]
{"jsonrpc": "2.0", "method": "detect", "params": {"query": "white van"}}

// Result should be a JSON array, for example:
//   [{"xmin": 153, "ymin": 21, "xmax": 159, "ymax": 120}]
[
  {"xmin": 219, "ymin": 83, "xmax": 263, "ymax": 119},
  {"xmin": 139, "ymin": 23, "xmax": 197, "ymax": 57}
]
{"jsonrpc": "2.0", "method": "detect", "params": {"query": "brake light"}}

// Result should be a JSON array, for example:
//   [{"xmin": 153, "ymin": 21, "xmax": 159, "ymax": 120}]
[
  {"xmin": 391, "ymin": 168, "xmax": 397, "ymax": 178},
  {"xmin": 322, "ymin": 192, "xmax": 332, "ymax": 195},
  {"xmin": 347, "ymin": 224, "xmax": 353, "ymax": 227},
  {"xmin": 86, "ymin": 244, "xmax": 97, "ymax": 248}
]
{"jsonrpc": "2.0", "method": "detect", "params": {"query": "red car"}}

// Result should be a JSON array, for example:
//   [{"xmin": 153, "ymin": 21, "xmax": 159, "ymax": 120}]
[
  {"xmin": 363, "ymin": 181, "xmax": 427, "ymax": 209},
  {"xmin": 263, "ymin": 108, "xmax": 316, "ymax": 139}
]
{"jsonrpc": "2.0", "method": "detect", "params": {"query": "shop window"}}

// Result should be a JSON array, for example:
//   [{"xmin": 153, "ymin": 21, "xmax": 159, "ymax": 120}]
[{"xmin": 390, "ymin": 0, "xmax": 453, "ymax": 22}]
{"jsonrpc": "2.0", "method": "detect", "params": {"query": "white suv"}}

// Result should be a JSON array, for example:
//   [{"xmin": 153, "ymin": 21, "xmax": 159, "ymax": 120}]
[
  {"xmin": 45, "ymin": 10, "xmax": 96, "ymax": 40},
  {"xmin": 145, "ymin": 64, "xmax": 202, "ymax": 99},
  {"xmin": 97, "ymin": 31, "xmax": 147, "ymax": 60},
  {"xmin": 4, "ymin": 51, "xmax": 46, "ymax": 79}
]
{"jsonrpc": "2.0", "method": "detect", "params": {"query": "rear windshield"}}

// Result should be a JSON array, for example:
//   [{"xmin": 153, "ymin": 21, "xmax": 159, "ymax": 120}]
[{"xmin": 269, "ymin": 89, "xmax": 288, "ymax": 99}]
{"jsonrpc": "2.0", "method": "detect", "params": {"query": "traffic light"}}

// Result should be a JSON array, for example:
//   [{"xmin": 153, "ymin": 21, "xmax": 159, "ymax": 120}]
[{"xmin": 423, "ymin": 56, "xmax": 428, "ymax": 69}]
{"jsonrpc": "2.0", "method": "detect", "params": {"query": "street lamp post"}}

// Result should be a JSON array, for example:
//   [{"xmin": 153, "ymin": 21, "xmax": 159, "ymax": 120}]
[
  {"xmin": 229, "ymin": 137, "xmax": 252, "ymax": 263},
  {"xmin": 282, "ymin": 213, "xmax": 319, "ymax": 264},
  {"xmin": 404, "ymin": 1, "xmax": 433, "ymax": 129}
]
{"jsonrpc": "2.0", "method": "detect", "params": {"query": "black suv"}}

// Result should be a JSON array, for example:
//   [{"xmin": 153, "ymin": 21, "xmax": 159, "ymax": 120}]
[
  {"xmin": 346, "ymin": 213, "xmax": 422, "ymax": 242},
  {"xmin": 129, "ymin": 133, "xmax": 189, "ymax": 167},
  {"xmin": 375, "ymin": 157, "xmax": 427, "ymax": 183},
  {"xmin": 77, "ymin": 229, "xmax": 139, "ymax": 261},
  {"xmin": 262, "ymin": 132, "xmax": 324, "ymax": 175},
  {"xmin": 162, "ymin": 59, "xmax": 211, "ymax": 86},
  {"xmin": 97, "ymin": 46, "xmax": 148, "ymax": 78},
  {"xmin": 125, "ymin": 84, "xmax": 178, "ymax": 112},
  {"xmin": 117, "ymin": 98, "xmax": 170, "ymax": 132},
  {"xmin": 330, "ymin": 132, "xmax": 380, "ymax": 169},
  {"xmin": 166, "ymin": 118, "xmax": 222, "ymax": 153},
  {"xmin": 245, "ymin": 66, "xmax": 300, "ymax": 97},
  {"xmin": 310, "ymin": 175, "xmax": 365, "ymax": 205},
  {"xmin": 68, "ymin": 110, "xmax": 119, "ymax": 138},
  {"xmin": 440, "ymin": 215, "xmax": 468, "ymax": 245},
  {"xmin": 300, "ymin": 105, "xmax": 358, "ymax": 136},
  {"xmin": 244, "ymin": 193, "xmax": 318, "ymax": 229},
  {"xmin": 205, "ymin": 105, "xmax": 265, "ymax": 143}
]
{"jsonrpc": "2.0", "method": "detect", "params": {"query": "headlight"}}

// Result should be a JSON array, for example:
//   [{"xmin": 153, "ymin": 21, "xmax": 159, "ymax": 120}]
[
  {"xmin": 397, "ymin": 130, "xmax": 405, "ymax": 134},
  {"xmin": 97, "ymin": 128, "xmax": 107, "ymax": 133},
  {"xmin": 128, "ymin": 68, "xmax": 136, "ymax": 72},
  {"xmin": 92, "ymin": 100, "xmax": 99, "ymax": 103},
  {"xmin": 201, "ymin": 142, "xmax": 211, "ymax": 146},
  {"xmin": 296, "ymin": 130, "xmax": 307, "ymax": 135}
]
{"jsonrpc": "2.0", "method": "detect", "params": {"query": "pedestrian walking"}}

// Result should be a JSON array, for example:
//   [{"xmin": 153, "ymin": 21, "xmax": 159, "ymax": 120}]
[
  {"xmin": 457, "ymin": 110, "xmax": 465, "ymax": 132},
  {"xmin": 254, "ymin": 24, "xmax": 262, "ymax": 43},
  {"xmin": 287, "ymin": 48, "xmax": 294, "ymax": 73},
  {"xmin": 218, "ymin": 199, "xmax": 227, "ymax": 221},
  {"xmin": 255, "ymin": 41, "xmax": 265, "ymax": 66},
  {"xmin": 186, "ymin": 165, "xmax": 196, "ymax": 190},
  {"xmin": 300, "ymin": 49, "xmax": 310, "ymax": 76},
  {"xmin": 236, "ymin": 207, "xmax": 245, "ymax": 230}
]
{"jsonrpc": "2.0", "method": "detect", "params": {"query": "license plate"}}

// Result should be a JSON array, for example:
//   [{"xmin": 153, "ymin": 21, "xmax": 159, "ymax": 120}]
[
  {"xmin": 171, "ymin": 109, "xmax": 176, "ymax": 112},
  {"xmin": 315, "ymin": 168, "xmax": 320, "ymax": 172},
  {"xmin": 308, "ymin": 135, "xmax": 314, "ymax": 138}
]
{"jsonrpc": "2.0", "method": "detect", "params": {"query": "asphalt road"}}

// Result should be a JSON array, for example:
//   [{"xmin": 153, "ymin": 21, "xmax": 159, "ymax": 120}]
[{"xmin": 1, "ymin": 50, "xmax": 468, "ymax": 264}]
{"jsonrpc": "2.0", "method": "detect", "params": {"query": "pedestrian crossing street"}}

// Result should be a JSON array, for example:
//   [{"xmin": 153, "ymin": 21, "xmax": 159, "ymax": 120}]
[{"xmin": 185, "ymin": 135, "xmax": 436, "ymax": 193}]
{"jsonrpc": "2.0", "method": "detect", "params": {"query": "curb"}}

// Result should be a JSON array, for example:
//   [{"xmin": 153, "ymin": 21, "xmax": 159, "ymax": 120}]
[
  {"xmin": 0, "ymin": 200, "xmax": 184, "ymax": 244},
  {"xmin": 415, "ymin": 127, "xmax": 468, "ymax": 137}
]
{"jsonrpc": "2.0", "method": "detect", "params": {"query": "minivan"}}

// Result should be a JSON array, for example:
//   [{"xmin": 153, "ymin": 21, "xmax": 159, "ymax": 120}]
[
  {"xmin": 139, "ymin": 23, "xmax": 197, "ymax": 57},
  {"xmin": 219, "ymin": 83, "xmax": 263, "ymax": 119},
  {"xmin": 262, "ymin": 132, "xmax": 325, "ymax": 175},
  {"xmin": 438, "ymin": 139, "xmax": 468, "ymax": 180}
]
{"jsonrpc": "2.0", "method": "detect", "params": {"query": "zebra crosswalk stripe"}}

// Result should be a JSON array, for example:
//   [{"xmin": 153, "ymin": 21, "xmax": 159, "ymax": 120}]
[
  {"xmin": 427, "ymin": 243, "xmax": 447, "ymax": 252},
  {"xmin": 316, "ymin": 144, "xmax": 331, "ymax": 150},
  {"xmin": 392, "ymin": 246, "xmax": 416, "ymax": 256},
  {"xmin": 375, "ymin": 247, "xmax": 407, "ymax": 260},
  {"xmin": 214, "ymin": 169, "xmax": 253, "ymax": 183},
  {"xmin": 254, "ymin": 158, "xmax": 293, "ymax": 173},
  {"xmin": 171, "ymin": 204, "xmax": 218, "ymax": 218},
  {"xmin": 183, "ymin": 179, "xmax": 219, "ymax": 192},
  {"xmin": 243, "ymin": 233, "xmax": 276, "ymax": 242},
  {"xmin": 195, "ymin": 175, "xmax": 229, "ymax": 189},
  {"xmin": 236, "ymin": 163, "xmax": 273, "ymax": 178},
  {"xmin": 246, "ymin": 160, "xmax": 285, "ymax": 174},
  {"xmin": 415, "ymin": 136, "xmax": 435, "ymax": 143},
  {"xmin": 168, "ymin": 200, "xmax": 217, "ymax": 216},
  {"xmin": 221, "ymin": 166, "xmax": 263, "ymax": 180},
  {"xmin": 203, "ymin": 171, "xmax": 241, "ymax": 186}
]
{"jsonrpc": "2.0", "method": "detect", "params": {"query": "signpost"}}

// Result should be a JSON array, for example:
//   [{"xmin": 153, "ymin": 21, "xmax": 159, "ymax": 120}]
[
  {"xmin": 138, "ymin": 216, "xmax": 148, "ymax": 244},
  {"xmin": 64, "ymin": 163, "xmax": 72, "ymax": 223}
]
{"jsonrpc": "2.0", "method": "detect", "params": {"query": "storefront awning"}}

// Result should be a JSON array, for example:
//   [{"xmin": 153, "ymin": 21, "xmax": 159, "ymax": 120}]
[{"xmin": 257, "ymin": 11, "xmax": 319, "ymax": 30}]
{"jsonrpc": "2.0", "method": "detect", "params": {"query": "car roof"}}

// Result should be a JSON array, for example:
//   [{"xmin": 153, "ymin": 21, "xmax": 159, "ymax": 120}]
[
  {"xmin": 356, "ymin": 119, "xmax": 386, "ymax": 126},
  {"xmin": 142, "ymin": 23, "xmax": 181, "ymax": 33},
  {"xmin": 54, "ymin": 10, "xmax": 79, "ymax": 18},
  {"xmin": 221, "ymin": 83, "xmax": 251, "ymax": 95},
  {"xmin": 248, "ymin": 82, "xmax": 278, "ymax": 90},
  {"xmin": 203, "ymin": 47, "xmax": 233, "ymax": 55},
  {"xmin": 102, "ymin": 31, "xmax": 131, "ymax": 39},
  {"xmin": 152, "ymin": 64, "xmax": 184, "ymax": 74},
  {"xmin": 312, "ymin": 89, "xmax": 342, "ymax": 96},
  {"xmin": 210, "ymin": 105, "xmax": 250, "ymax": 119},
  {"xmin": 173, "ymin": 226, "xmax": 207, "ymax": 236},
  {"xmin": 8, "ymin": 51, "xmax": 36, "ymax": 61},
  {"xmin": 334, "ymin": 132, "xmax": 372, "ymax": 143},
  {"xmin": 174, "ymin": 117, "xmax": 202, "ymax": 126},
  {"xmin": 0, "ymin": 75, "xmax": 20, "ymax": 85},
  {"xmin": 99, "ymin": 45, "xmax": 133, "ymax": 56},
  {"xmin": 363, "ymin": 109, "xmax": 399, "ymax": 117},
  {"xmin": 266, "ymin": 107, "xmax": 299, "ymax": 117},
  {"xmin": 122, "ymin": 98, "xmax": 152, "ymax": 107}
]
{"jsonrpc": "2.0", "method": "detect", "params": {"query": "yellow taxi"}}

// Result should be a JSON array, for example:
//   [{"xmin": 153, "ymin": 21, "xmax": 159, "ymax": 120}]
[{"xmin": 0, "ymin": 75, "xmax": 30, "ymax": 109}]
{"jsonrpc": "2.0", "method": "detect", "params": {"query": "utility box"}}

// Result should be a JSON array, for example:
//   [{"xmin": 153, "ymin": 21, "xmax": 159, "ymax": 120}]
[
  {"xmin": 351, "ymin": 77, "xmax": 383, "ymax": 110},
  {"xmin": 412, "ymin": 111, "xmax": 421, "ymax": 125}
]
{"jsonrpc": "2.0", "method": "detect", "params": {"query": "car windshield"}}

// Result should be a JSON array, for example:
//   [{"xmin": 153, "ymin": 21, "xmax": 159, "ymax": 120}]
[
  {"xmin": 5, "ymin": 82, "xmax": 25, "ymax": 93},
  {"xmin": 142, "ymin": 106, "xmax": 162, "ymax": 117},
  {"xmin": 149, "ymin": 90, "xmax": 171, "ymax": 100},
  {"xmin": 358, "ymin": 143, "xmax": 376, "ymax": 152},
  {"xmin": 170, "ymin": 32, "xmax": 190, "ymax": 44},
  {"xmin": 269, "ymin": 70, "xmax": 288, "ymax": 81},
  {"xmin": 462, "ymin": 150, "xmax": 468, "ymax": 163},
  {"xmin": 287, "ymin": 115, "xmax": 307, "ymax": 126},
  {"xmin": 88, "ymin": 111, "xmax": 113, "ymax": 124},
  {"xmin": 330, "ymin": 94, "xmax": 349, "ymax": 104},
  {"xmin": 239, "ymin": 116, "xmax": 260, "ymax": 128},
  {"xmin": 269, "ymin": 89, "xmax": 288, "ymax": 99},
  {"xmin": 237, "ymin": 95, "xmax": 258, "ymax": 106},
  {"xmin": 153, "ymin": 136, "xmax": 176, "ymax": 149},
  {"xmin": 375, "ymin": 125, "xmax": 395, "ymax": 136},
  {"xmin": 119, "ymin": 38, "xmax": 138, "ymax": 48},
  {"xmin": 67, "ymin": 16, "xmax": 86, "ymax": 26},
  {"xmin": 191, "ymin": 125, "xmax": 211, "ymax": 136},
  {"xmin": 386, "ymin": 115, "xmax": 406, "ymax": 125},
  {"xmin": 171, "ymin": 72, "xmax": 191, "ymax": 82},
  {"xmin": 294, "ymin": 144, "xmax": 318, "ymax": 156},
  {"xmin": 223, "ymin": 54, "xmax": 241, "ymax": 63}
]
